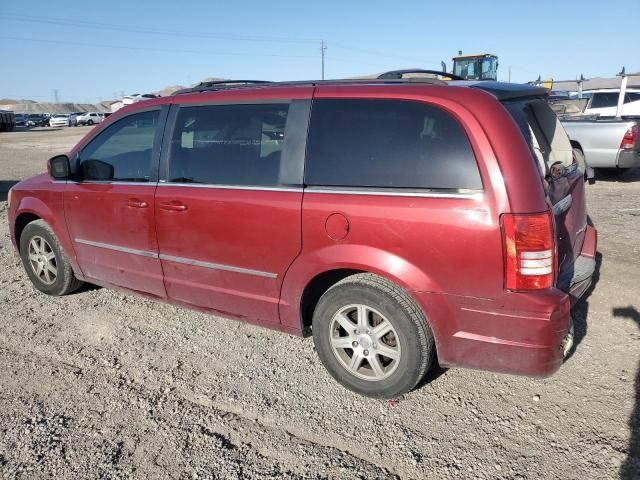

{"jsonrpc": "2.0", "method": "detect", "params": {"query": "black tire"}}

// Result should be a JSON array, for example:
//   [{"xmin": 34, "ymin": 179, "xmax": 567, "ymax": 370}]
[
  {"xmin": 312, "ymin": 273, "xmax": 434, "ymax": 398},
  {"xmin": 19, "ymin": 219, "xmax": 83, "ymax": 296},
  {"xmin": 87, "ymin": 120, "xmax": 94, "ymax": 125}
]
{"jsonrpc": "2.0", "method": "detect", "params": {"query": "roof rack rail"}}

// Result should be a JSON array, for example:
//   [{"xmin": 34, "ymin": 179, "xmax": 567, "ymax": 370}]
[
  {"xmin": 377, "ymin": 69, "xmax": 464, "ymax": 81},
  {"xmin": 174, "ymin": 80, "xmax": 271, "ymax": 95},
  {"xmin": 171, "ymin": 75, "xmax": 461, "ymax": 96}
]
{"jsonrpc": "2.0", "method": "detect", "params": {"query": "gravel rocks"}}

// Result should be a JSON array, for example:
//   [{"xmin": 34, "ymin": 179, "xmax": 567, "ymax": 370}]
[{"xmin": 0, "ymin": 127, "xmax": 639, "ymax": 478}]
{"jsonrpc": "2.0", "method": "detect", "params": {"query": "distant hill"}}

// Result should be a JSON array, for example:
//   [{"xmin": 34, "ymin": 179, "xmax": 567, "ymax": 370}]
[
  {"xmin": 1, "ymin": 102, "xmax": 111, "ymax": 114},
  {"xmin": 1, "ymin": 76, "xmax": 229, "ymax": 114},
  {"xmin": 0, "ymin": 98, "xmax": 36, "ymax": 106}
]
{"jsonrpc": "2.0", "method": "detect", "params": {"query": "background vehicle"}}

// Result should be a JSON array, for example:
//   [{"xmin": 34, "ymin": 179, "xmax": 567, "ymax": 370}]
[
  {"xmin": 548, "ymin": 90, "xmax": 571, "ymax": 101},
  {"xmin": 14, "ymin": 114, "xmax": 26, "ymax": 126},
  {"xmin": 8, "ymin": 76, "xmax": 595, "ymax": 398},
  {"xmin": 562, "ymin": 119, "xmax": 639, "ymax": 176},
  {"xmin": 48, "ymin": 113, "xmax": 78, "ymax": 127},
  {"xmin": 557, "ymin": 73, "xmax": 640, "ymax": 176},
  {"xmin": 25, "ymin": 114, "xmax": 48, "ymax": 127},
  {"xmin": 451, "ymin": 52, "xmax": 498, "ymax": 81},
  {"xmin": 0, "ymin": 109, "xmax": 16, "ymax": 131},
  {"xmin": 122, "ymin": 93, "xmax": 159, "ymax": 105},
  {"xmin": 77, "ymin": 112, "xmax": 105, "ymax": 125},
  {"xmin": 583, "ymin": 88, "xmax": 640, "ymax": 117}
]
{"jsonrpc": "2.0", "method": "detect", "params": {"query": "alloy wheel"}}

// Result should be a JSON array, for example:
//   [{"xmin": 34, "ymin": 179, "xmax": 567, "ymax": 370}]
[
  {"xmin": 27, "ymin": 236, "xmax": 57, "ymax": 285},
  {"xmin": 329, "ymin": 304, "xmax": 401, "ymax": 381}
]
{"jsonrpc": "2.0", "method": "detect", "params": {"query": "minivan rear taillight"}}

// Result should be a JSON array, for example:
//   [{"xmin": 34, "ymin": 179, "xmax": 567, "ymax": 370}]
[
  {"xmin": 502, "ymin": 212, "xmax": 555, "ymax": 290},
  {"xmin": 621, "ymin": 125, "xmax": 638, "ymax": 150}
]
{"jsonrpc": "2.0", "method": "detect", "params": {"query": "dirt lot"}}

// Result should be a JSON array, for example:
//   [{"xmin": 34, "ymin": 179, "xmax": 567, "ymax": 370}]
[{"xmin": 0, "ymin": 127, "xmax": 639, "ymax": 479}]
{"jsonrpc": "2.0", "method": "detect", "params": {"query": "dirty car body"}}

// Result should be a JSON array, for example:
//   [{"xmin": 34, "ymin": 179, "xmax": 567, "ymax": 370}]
[{"xmin": 8, "ymin": 77, "xmax": 597, "ymax": 397}]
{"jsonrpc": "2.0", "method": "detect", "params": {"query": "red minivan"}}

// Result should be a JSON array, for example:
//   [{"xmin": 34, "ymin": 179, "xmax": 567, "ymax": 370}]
[{"xmin": 8, "ymin": 72, "xmax": 597, "ymax": 398}]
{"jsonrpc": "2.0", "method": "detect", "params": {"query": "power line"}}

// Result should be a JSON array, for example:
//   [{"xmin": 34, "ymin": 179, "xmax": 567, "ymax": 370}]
[
  {"xmin": 0, "ymin": 36, "xmax": 318, "ymax": 59},
  {"xmin": 331, "ymin": 42, "xmax": 439, "ymax": 65},
  {"xmin": 0, "ymin": 13, "xmax": 438, "ymax": 66},
  {"xmin": 0, "ymin": 13, "xmax": 320, "ymax": 45}
]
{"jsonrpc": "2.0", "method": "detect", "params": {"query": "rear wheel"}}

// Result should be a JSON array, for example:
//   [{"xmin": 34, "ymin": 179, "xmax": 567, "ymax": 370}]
[
  {"xmin": 312, "ymin": 273, "xmax": 434, "ymax": 398},
  {"xmin": 87, "ymin": 120, "xmax": 94, "ymax": 125},
  {"xmin": 19, "ymin": 220, "xmax": 83, "ymax": 296}
]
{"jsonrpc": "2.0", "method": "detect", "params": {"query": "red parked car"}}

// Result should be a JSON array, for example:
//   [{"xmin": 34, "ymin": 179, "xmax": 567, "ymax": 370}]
[{"xmin": 8, "ymin": 72, "xmax": 597, "ymax": 398}]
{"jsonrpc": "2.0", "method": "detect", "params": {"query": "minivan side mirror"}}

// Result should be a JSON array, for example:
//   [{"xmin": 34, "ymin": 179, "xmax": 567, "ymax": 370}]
[{"xmin": 48, "ymin": 154, "xmax": 70, "ymax": 180}]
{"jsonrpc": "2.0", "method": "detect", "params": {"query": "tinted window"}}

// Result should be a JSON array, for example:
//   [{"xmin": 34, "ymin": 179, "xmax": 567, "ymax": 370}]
[
  {"xmin": 625, "ymin": 92, "xmax": 640, "ymax": 103},
  {"xmin": 169, "ymin": 103, "xmax": 289, "ymax": 186},
  {"xmin": 305, "ymin": 99, "xmax": 481, "ymax": 190},
  {"xmin": 80, "ymin": 110, "xmax": 159, "ymax": 182},
  {"xmin": 590, "ymin": 92, "xmax": 618, "ymax": 109}
]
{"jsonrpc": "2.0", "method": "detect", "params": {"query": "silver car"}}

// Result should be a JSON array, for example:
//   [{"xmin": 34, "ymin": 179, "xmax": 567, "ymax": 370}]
[{"xmin": 48, "ymin": 114, "xmax": 78, "ymax": 127}]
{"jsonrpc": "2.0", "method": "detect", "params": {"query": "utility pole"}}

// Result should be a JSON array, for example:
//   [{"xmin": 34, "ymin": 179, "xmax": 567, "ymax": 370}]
[
  {"xmin": 53, "ymin": 89, "xmax": 59, "ymax": 104},
  {"xmin": 508, "ymin": 66, "xmax": 511, "ymax": 83},
  {"xmin": 321, "ymin": 40, "xmax": 327, "ymax": 80}
]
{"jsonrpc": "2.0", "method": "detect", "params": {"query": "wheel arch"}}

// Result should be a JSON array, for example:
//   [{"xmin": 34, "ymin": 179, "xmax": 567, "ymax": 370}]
[
  {"xmin": 14, "ymin": 212, "xmax": 41, "ymax": 250},
  {"xmin": 279, "ymin": 244, "xmax": 442, "ymax": 336},
  {"xmin": 13, "ymin": 196, "xmax": 83, "ymax": 277}
]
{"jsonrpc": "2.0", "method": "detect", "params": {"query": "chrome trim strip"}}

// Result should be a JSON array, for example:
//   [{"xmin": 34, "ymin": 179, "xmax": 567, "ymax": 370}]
[
  {"xmin": 159, "ymin": 253, "xmax": 277, "ymax": 279},
  {"xmin": 68, "ymin": 181, "xmax": 154, "ymax": 186},
  {"xmin": 157, "ymin": 182, "xmax": 302, "ymax": 193},
  {"xmin": 75, "ymin": 238, "xmax": 158, "ymax": 258},
  {"xmin": 304, "ymin": 188, "xmax": 483, "ymax": 199},
  {"xmin": 75, "ymin": 239, "xmax": 276, "ymax": 278}
]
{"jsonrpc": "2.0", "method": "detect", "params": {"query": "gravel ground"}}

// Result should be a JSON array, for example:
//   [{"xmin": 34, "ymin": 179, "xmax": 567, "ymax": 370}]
[{"xmin": 0, "ymin": 127, "xmax": 639, "ymax": 479}]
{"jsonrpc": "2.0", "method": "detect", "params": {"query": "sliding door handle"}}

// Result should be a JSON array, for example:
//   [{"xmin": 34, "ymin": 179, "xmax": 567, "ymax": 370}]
[{"xmin": 160, "ymin": 201, "xmax": 188, "ymax": 212}]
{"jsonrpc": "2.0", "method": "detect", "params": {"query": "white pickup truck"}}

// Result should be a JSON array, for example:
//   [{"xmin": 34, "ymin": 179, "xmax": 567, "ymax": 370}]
[{"xmin": 554, "ymin": 73, "xmax": 640, "ymax": 177}]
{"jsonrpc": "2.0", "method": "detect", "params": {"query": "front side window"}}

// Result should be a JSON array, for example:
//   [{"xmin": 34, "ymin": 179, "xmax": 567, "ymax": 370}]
[
  {"xmin": 79, "ymin": 110, "xmax": 159, "ymax": 182},
  {"xmin": 305, "ymin": 99, "xmax": 482, "ymax": 190},
  {"xmin": 168, "ymin": 103, "xmax": 289, "ymax": 186}
]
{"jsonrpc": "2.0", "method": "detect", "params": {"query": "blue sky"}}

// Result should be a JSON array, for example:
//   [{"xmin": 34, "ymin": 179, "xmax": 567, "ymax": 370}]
[{"xmin": 1, "ymin": 0, "xmax": 638, "ymax": 102}]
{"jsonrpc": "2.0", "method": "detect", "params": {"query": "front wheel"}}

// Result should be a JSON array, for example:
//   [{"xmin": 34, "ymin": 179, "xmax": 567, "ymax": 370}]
[
  {"xmin": 19, "ymin": 220, "xmax": 83, "ymax": 296},
  {"xmin": 312, "ymin": 273, "xmax": 434, "ymax": 398},
  {"xmin": 87, "ymin": 120, "xmax": 93, "ymax": 125}
]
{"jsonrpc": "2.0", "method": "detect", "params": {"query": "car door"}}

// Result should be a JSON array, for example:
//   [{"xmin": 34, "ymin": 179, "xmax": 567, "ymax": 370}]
[
  {"xmin": 154, "ymin": 94, "xmax": 311, "ymax": 326},
  {"xmin": 64, "ymin": 107, "xmax": 167, "ymax": 297}
]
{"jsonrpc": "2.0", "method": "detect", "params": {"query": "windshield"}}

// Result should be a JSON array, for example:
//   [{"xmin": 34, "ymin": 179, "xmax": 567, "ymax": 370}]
[
  {"xmin": 480, "ymin": 57, "xmax": 498, "ymax": 80},
  {"xmin": 453, "ymin": 56, "xmax": 497, "ymax": 81},
  {"xmin": 453, "ymin": 59, "xmax": 476, "ymax": 80}
]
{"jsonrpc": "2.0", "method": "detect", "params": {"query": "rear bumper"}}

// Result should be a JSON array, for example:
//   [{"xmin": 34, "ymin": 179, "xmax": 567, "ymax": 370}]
[
  {"xmin": 617, "ymin": 149, "xmax": 640, "ymax": 168},
  {"xmin": 413, "ymin": 224, "xmax": 597, "ymax": 378},
  {"xmin": 413, "ymin": 289, "xmax": 571, "ymax": 378}
]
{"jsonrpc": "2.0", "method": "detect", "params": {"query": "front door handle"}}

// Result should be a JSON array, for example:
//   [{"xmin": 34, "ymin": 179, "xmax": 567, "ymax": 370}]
[
  {"xmin": 160, "ymin": 201, "xmax": 188, "ymax": 212},
  {"xmin": 126, "ymin": 198, "xmax": 148, "ymax": 208}
]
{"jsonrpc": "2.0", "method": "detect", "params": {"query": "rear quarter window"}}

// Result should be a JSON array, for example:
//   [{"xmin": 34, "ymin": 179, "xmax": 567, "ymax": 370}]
[
  {"xmin": 304, "ymin": 99, "xmax": 482, "ymax": 190},
  {"xmin": 590, "ymin": 92, "xmax": 618, "ymax": 109}
]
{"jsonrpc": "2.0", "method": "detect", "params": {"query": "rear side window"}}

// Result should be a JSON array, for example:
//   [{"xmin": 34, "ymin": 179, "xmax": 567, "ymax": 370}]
[
  {"xmin": 625, "ymin": 92, "xmax": 640, "ymax": 103},
  {"xmin": 590, "ymin": 92, "xmax": 618, "ymax": 109},
  {"xmin": 169, "ymin": 104, "xmax": 289, "ymax": 186},
  {"xmin": 305, "ymin": 99, "xmax": 481, "ymax": 190},
  {"xmin": 80, "ymin": 110, "xmax": 159, "ymax": 182}
]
